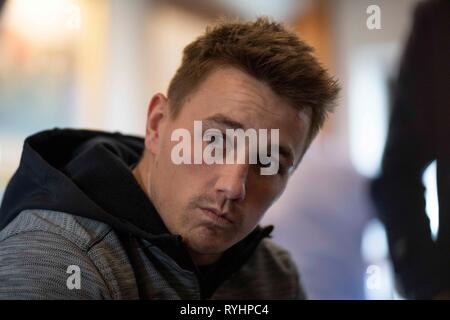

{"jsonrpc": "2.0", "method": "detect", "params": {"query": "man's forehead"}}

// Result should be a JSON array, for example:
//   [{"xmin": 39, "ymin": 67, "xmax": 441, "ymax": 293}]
[
  {"xmin": 195, "ymin": 76, "xmax": 291, "ymax": 122},
  {"xmin": 199, "ymin": 67, "xmax": 311, "ymax": 125},
  {"xmin": 196, "ymin": 68, "xmax": 272, "ymax": 109}
]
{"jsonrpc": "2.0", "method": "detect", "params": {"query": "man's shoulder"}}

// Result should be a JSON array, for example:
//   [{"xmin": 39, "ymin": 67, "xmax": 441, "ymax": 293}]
[
  {"xmin": 252, "ymin": 238, "xmax": 299, "ymax": 276},
  {"xmin": 0, "ymin": 210, "xmax": 116, "ymax": 299},
  {"xmin": 213, "ymin": 238, "xmax": 305, "ymax": 299},
  {"xmin": 0, "ymin": 209, "xmax": 113, "ymax": 252}
]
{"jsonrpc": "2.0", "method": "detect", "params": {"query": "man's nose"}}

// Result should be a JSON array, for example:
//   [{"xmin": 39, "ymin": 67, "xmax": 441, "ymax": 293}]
[{"xmin": 214, "ymin": 163, "xmax": 249, "ymax": 201}]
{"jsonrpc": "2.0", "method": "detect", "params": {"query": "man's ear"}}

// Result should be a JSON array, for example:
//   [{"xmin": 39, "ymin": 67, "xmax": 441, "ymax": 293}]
[{"xmin": 145, "ymin": 93, "xmax": 168, "ymax": 155}]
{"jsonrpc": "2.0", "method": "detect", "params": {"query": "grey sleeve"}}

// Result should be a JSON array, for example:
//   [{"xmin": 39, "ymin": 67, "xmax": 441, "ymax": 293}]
[
  {"xmin": 0, "ymin": 231, "xmax": 112, "ymax": 300},
  {"xmin": 292, "ymin": 261, "xmax": 307, "ymax": 300},
  {"xmin": 279, "ymin": 251, "xmax": 307, "ymax": 300}
]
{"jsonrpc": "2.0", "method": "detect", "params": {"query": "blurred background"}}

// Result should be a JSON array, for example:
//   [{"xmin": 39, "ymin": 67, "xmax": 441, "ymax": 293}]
[{"xmin": 0, "ymin": 0, "xmax": 439, "ymax": 299}]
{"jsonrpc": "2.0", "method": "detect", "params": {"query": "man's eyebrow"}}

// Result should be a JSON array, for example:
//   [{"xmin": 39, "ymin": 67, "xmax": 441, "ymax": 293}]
[{"xmin": 203, "ymin": 114, "xmax": 245, "ymax": 130}]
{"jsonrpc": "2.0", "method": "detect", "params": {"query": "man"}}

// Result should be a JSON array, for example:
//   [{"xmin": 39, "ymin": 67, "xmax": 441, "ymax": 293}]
[
  {"xmin": 0, "ymin": 17, "xmax": 338, "ymax": 299},
  {"xmin": 371, "ymin": 0, "xmax": 450, "ymax": 299}
]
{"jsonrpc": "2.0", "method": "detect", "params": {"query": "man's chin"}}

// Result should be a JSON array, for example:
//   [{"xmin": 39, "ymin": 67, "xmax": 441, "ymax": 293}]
[
  {"xmin": 187, "ymin": 238, "xmax": 228, "ymax": 255},
  {"xmin": 184, "ymin": 232, "xmax": 235, "ymax": 257}
]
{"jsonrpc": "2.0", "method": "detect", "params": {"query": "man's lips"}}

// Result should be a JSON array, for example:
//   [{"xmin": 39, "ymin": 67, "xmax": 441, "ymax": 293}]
[{"xmin": 199, "ymin": 206, "xmax": 234, "ymax": 225}]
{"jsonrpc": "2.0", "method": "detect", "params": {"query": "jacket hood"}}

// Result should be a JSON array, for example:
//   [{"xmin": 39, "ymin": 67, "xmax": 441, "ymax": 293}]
[{"xmin": 0, "ymin": 128, "xmax": 170, "ymax": 237}]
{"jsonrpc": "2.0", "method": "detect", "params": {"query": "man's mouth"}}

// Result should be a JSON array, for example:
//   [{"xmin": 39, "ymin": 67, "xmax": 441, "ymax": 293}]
[{"xmin": 198, "ymin": 206, "xmax": 234, "ymax": 226}]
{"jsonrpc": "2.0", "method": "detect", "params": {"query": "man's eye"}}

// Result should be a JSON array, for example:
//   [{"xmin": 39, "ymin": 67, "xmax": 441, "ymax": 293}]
[{"xmin": 256, "ymin": 159, "xmax": 287, "ymax": 176}]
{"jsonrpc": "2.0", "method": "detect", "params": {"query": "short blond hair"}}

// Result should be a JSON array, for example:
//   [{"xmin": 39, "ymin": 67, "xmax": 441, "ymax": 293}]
[{"xmin": 167, "ymin": 17, "xmax": 340, "ymax": 145}]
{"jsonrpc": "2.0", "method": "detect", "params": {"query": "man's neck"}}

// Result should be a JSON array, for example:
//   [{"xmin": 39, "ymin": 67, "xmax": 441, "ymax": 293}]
[
  {"xmin": 132, "ymin": 155, "xmax": 150, "ymax": 197},
  {"xmin": 188, "ymin": 250, "xmax": 222, "ymax": 266}
]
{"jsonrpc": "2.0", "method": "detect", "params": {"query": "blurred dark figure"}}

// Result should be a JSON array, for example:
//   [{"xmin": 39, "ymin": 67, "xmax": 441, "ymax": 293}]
[{"xmin": 371, "ymin": 0, "xmax": 450, "ymax": 299}]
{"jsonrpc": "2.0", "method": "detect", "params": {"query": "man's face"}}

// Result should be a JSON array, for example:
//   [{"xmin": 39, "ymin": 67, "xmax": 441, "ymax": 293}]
[{"xmin": 145, "ymin": 67, "xmax": 310, "ymax": 264}]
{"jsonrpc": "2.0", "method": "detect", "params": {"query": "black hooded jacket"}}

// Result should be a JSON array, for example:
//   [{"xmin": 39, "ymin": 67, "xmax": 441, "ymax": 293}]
[{"xmin": 0, "ymin": 128, "xmax": 273, "ymax": 299}]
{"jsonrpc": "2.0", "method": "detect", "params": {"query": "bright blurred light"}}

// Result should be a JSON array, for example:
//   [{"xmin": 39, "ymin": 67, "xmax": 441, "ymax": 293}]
[
  {"xmin": 361, "ymin": 219, "xmax": 398, "ymax": 300},
  {"xmin": 361, "ymin": 219, "xmax": 388, "ymax": 262},
  {"xmin": 2, "ymin": 0, "xmax": 81, "ymax": 45},
  {"xmin": 423, "ymin": 160, "xmax": 439, "ymax": 240},
  {"xmin": 364, "ymin": 260, "xmax": 395, "ymax": 300},
  {"xmin": 216, "ymin": 0, "xmax": 310, "ymax": 21},
  {"xmin": 348, "ymin": 48, "xmax": 388, "ymax": 177}
]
